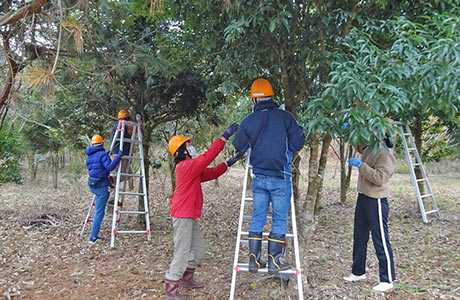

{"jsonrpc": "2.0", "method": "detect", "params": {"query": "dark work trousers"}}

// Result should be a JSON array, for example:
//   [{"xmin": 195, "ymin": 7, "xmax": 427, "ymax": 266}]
[{"xmin": 352, "ymin": 193, "xmax": 396, "ymax": 283}]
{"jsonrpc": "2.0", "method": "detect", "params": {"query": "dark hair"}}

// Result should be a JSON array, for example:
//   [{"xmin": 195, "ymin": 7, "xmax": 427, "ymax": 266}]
[
  {"xmin": 174, "ymin": 143, "xmax": 190, "ymax": 164},
  {"xmin": 384, "ymin": 136, "xmax": 394, "ymax": 148}
]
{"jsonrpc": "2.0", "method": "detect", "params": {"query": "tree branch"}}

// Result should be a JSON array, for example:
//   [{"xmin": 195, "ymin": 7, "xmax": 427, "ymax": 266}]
[{"xmin": 0, "ymin": 0, "xmax": 48, "ymax": 27}]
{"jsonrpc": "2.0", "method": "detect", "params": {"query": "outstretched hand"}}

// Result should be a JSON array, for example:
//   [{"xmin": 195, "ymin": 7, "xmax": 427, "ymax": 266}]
[
  {"xmin": 222, "ymin": 123, "xmax": 239, "ymax": 140},
  {"xmin": 226, "ymin": 152, "xmax": 245, "ymax": 167}
]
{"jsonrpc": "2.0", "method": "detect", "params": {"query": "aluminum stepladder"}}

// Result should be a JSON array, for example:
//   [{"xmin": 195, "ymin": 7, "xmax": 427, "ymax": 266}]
[
  {"xmin": 230, "ymin": 150, "xmax": 304, "ymax": 300},
  {"xmin": 401, "ymin": 125, "xmax": 441, "ymax": 223},
  {"xmin": 80, "ymin": 119, "xmax": 151, "ymax": 247},
  {"xmin": 109, "ymin": 119, "xmax": 151, "ymax": 248}
]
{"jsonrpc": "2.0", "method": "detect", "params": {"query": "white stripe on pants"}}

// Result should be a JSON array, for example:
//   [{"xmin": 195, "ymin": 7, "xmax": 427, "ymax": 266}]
[
  {"xmin": 166, "ymin": 217, "xmax": 206, "ymax": 281},
  {"xmin": 378, "ymin": 198, "xmax": 393, "ymax": 282}
]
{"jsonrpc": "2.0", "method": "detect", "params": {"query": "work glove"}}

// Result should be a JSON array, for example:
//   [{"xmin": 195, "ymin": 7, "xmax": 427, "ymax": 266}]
[
  {"xmin": 348, "ymin": 157, "xmax": 363, "ymax": 167},
  {"xmin": 118, "ymin": 150, "xmax": 125, "ymax": 157},
  {"xmin": 222, "ymin": 123, "xmax": 239, "ymax": 140},
  {"xmin": 226, "ymin": 152, "xmax": 245, "ymax": 167},
  {"xmin": 342, "ymin": 122, "xmax": 350, "ymax": 130}
]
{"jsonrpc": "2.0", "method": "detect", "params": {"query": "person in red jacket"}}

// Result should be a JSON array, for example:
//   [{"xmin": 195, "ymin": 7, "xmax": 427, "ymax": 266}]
[{"xmin": 164, "ymin": 123, "xmax": 243, "ymax": 300}]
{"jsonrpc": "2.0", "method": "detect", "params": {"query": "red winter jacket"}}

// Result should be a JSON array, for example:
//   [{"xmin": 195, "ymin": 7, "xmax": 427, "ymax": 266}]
[{"xmin": 170, "ymin": 138, "xmax": 228, "ymax": 218}]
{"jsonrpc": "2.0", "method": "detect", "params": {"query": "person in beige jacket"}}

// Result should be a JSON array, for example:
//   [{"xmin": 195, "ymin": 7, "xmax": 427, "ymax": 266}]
[{"xmin": 343, "ymin": 135, "xmax": 396, "ymax": 292}]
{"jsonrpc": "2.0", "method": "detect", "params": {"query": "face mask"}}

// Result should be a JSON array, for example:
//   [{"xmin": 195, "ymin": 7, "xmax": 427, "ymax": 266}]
[{"xmin": 187, "ymin": 145, "xmax": 197, "ymax": 157}]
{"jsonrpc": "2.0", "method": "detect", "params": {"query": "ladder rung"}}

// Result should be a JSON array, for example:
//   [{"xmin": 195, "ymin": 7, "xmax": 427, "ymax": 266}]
[
  {"xmin": 425, "ymin": 210, "xmax": 438, "ymax": 215},
  {"xmin": 416, "ymin": 179, "xmax": 427, "ymax": 182},
  {"xmin": 122, "ymin": 156, "xmax": 142, "ymax": 160},
  {"xmin": 119, "ymin": 191, "xmax": 145, "ymax": 196},
  {"xmin": 240, "ymin": 231, "xmax": 294, "ymax": 238},
  {"xmin": 117, "ymin": 210, "xmax": 147, "ymax": 215},
  {"xmin": 420, "ymin": 194, "xmax": 433, "ymax": 198},
  {"xmin": 115, "ymin": 230, "xmax": 148, "ymax": 234},
  {"xmin": 407, "ymin": 148, "xmax": 416, "ymax": 151},
  {"xmin": 119, "ymin": 173, "xmax": 143, "ymax": 178},
  {"xmin": 243, "ymin": 215, "xmax": 272, "ymax": 220},
  {"xmin": 413, "ymin": 163, "xmax": 421, "ymax": 166},
  {"xmin": 244, "ymin": 198, "xmax": 253, "ymax": 201},
  {"xmin": 240, "ymin": 240, "xmax": 269, "ymax": 246},
  {"xmin": 403, "ymin": 133, "xmax": 411, "ymax": 136},
  {"xmin": 236, "ymin": 264, "xmax": 298, "ymax": 275},
  {"xmin": 116, "ymin": 138, "xmax": 140, "ymax": 143}
]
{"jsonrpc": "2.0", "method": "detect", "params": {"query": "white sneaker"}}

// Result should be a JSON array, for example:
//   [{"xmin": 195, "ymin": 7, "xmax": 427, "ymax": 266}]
[
  {"xmin": 343, "ymin": 273, "xmax": 366, "ymax": 282},
  {"xmin": 373, "ymin": 282, "xmax": 394, "ymax": 292}
]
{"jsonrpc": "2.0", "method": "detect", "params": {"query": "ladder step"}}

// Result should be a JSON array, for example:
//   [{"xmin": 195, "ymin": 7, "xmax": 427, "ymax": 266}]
[
  {"xmin": 243, "ymin": 215, "xmax": 272, "ymax": 220},
  {"xmin": 403, "ymin": 133, "xmax": 411, "ymax": 136},
  {"xmin": 420, "ymin": 194, "xmax": 433, "ymax": 198},
  {"xmin": 115, "ymin": 230, "xmax": 149, "ymax": 234},
  {"xmin": 413, "ymin": 163, "xmax": 421, "ymax": 166},
  {"xmin": 240, "ymin": 240, "xmax": 268, "ymax": 246},
  {"xmin": 117, "ymin": 210, "xmax": 148, "ymax": 215},
  {"xmin": 244, "ymin": 198, "xmax": 253, "ymax": 201},
  {"xmin": 240, "ymin": 231, "xmax": 294, "ymax": 238},
  {"xmin": 425, "ymin": 210, "xmax": 438, "ymax": 215},
  {"xmin": 119, "ymin": 173, "xmax": 143, "ymax": 178},
  {"xmin": 407, "ymin": 148, "xmax": 416, "ymax": 151},
  {"xmin": 119, "ymin": 191, "xmax": 145, "ymax": 196},
  {"xmin": 416, "ymin": 178, "xmax": 427, "ymax": 182},
  {"xmin": 116, "ymin": 138, "xmax": 140, "ymax": 143},
  {"xmin": 121, "ymin": 156, "xmax": 142, "ymax": 160},
  {"xmin": 235, "ymin": 264, "xmax": 298, "ymax": 275}
]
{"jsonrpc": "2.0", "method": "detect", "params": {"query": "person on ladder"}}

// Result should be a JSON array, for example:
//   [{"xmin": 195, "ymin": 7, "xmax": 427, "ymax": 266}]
[
  {"xmin": 85, "ymin": 134, "xmax": 124, "ymax": 244},
  {"xmin": 108, "ymin": 109, "xmax": 133, "ymax": 204},
  {"xmin": 164, "ymin": 124, "xmax": 245, "ymax": 300},
  {"xmin": 232, "ymin": 78, "xmax": 305, "ymax": 275},
  {"xmin": 344, "ymin": 127, "xmax": 397, "ymax": 292}
]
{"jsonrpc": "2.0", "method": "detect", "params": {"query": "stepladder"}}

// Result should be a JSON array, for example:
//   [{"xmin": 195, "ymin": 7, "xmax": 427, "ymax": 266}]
[
  {"xmin": 401, "ymin": 125, "xmax": 441, "ymax": 223},
  {"xmin": 80, "ymin": 118, "xmax": 151, "ymax": 247},
  {"xmin": 230, "ymin": 150, "xmax": 304, "ymax": 300}
]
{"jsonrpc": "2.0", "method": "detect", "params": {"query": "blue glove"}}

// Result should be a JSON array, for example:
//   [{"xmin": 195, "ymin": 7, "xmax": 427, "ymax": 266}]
[
  {"xmin": 222, "ymin": 123, "xmax": 239, "ymax": 139},
  {"xmin": 348, "ymin": 157, "xmax": 363, "ymax": 167},
  {"xmin": 226, "ymin": 152, "xmax": 245, "ymax": 167},
  {"xmin": 118, "ymin": 150, "xmax": 125, "ymax": 157},
  {"xmin": 342, "ymin": 122, "xmax": 349, "ymax": 130}
]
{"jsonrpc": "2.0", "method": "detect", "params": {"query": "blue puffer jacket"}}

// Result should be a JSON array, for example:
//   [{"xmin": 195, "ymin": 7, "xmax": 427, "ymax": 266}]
[
  {"xmin": 233, "ymin": 101, "xmax": 305, "ymax": 178},
  {"xmin": 86, "ymin": 145, "xmax": 121, "ymax": 187}
]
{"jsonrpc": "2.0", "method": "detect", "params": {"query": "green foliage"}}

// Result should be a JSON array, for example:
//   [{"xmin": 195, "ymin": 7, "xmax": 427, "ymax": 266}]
[
  {"xmin": 0, "ymin": 125, "xmax": 25, "ymax": 185},
  {"xmin": 63, "ymin": 157, "xmax": 87, "ymax": 183}
]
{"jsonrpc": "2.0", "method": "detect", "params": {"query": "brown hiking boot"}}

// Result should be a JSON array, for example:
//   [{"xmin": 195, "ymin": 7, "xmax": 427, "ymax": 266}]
[
  {"xmin": 165, "ymin": 279, "xmax": 186, "ymax": 300},
  {"xmin": 180, "ymin": 268, "xmax": 204, "ymax": 289}
]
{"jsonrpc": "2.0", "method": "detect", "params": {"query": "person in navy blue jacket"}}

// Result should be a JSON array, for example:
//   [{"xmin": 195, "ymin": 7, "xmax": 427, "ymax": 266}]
[
  {"xmin": 233, "ymin": 78, "xmax": 305, "ymax": 275},
  {"xmin": 86, "ymin": 134, "xmax": 124, "ymax": 244}
]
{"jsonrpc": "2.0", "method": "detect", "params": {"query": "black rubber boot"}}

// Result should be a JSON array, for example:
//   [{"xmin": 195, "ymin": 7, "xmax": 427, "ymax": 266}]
[
  {"xmin": 248, "ymin": 232, "xmax": 266, "ymax": 273},
  {"xmin": 267, "ymin": 233, "xmax": 290, "ymax": 275}
]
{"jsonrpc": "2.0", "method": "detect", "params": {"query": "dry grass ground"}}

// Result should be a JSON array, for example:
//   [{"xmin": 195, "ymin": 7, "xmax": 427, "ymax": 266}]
[{"xmin": 0, "ymin": 161, "xmax": 459, "ymax": 300}]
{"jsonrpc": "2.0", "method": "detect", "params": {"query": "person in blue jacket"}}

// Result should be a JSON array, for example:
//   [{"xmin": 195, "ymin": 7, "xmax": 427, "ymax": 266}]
[
  {"xmin": 86, "ymin": 134, "xmax": 124, "ymax": 244},
  {"xmin": 232, "ymin": 78, "xmax": 305, "ymax": 274}
]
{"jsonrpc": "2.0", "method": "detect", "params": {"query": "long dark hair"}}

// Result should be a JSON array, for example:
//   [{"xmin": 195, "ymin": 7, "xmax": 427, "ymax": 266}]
[
  {"xmin": 174, "ymin": 143, "xmax": 191, "ymax": 164},
  {"xmin": 384, "ymin": 136, "xmax": 394, "ymax": 148}
]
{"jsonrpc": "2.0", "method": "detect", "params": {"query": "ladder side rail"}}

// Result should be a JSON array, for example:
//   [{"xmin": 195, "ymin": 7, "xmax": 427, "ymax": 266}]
[
  {"xmin": 80, "ymin": 195, "xmax": 96, "ymax": 236},
  {"xmin": 289, "ymin": 185, "xmax": 304, "ymax": 299},
  {"xmin": 230, "ymin": 152, "xmax": 251, "ymax": 300},
  {"xmin": 136, "ymin": 122, "xmax": 151, "ymax": 240},
  {"xmin": 407, "ymin": 129, "xmax": 440, "ymax": 218},
  {"xmin": 111, "ymin": 120, "xmax": 126, "ymax": 248},
  {"xmin": 108, "ymin": 120, "xmax": 122, "ymax": 154},
  {"xmin": 402, "ymin": 126, "xmax": 428, "ymax": 223}
]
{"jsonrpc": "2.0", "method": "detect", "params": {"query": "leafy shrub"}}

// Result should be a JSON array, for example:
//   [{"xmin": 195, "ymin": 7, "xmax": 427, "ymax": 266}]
[{"xmin": 0, "ymin": 125, "xmax": 25, "ymax": 185}]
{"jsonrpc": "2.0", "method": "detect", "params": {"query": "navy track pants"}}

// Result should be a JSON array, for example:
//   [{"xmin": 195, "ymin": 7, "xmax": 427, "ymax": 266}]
[{"xmin": 352, "ymin": 193, "xmax": 396, "ymax": 283}]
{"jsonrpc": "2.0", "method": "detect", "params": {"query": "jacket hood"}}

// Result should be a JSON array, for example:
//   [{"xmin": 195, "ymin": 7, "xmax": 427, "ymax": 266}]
[
  {"xmin": 86, "ymin": 145, "xmax": 105, "ymax": 156},
  {"xmin": 254, "ymin": 100, "xmax": 278, "ymax": 111}
]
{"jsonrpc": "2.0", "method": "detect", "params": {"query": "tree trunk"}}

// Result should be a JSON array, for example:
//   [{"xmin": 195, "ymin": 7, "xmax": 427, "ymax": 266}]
[
  {"xmin": 27, "ymin": 151, "xmax": 38, "ymax": 181},
  {"xmin": 300, "ymin": 131, "xmax": 320, "ymax": 237},
  {"xmin": 51, "ymin": 153, "xmax": 58, "ymax": 188},
  {"xmin": 138, "ymin": 125, "xmax": 152, "ymax": 225},
  {"xmin": 340, "ymin": 141, "xmax": 354, "ymax": 203},
  {"xmin": 314, "ymin": 133, "xmax": 331, "ymax": 214},
  {"xmin": 411, "ymin": 117, "xmax": 425, "ymax": 195}
]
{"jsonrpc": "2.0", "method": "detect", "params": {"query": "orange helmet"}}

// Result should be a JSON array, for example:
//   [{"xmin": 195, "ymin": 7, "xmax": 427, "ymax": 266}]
[
  {"xmin": 385, "ymin": 119, "xmax": 398, "ymax": 136},
  {"xmin": 250, "ymin": 78, "xmax": 274, "ymax": 98},
  {"xmin": 168, "ymin": 135, "xmax": 191, "ymax": 156},
  {"xmin": 91, "ymin": 134, "xmax": 104, "ymax": 145},
  {"xmin": 118, "ymin": 109, "xmax": 131, "ymax": 119}
]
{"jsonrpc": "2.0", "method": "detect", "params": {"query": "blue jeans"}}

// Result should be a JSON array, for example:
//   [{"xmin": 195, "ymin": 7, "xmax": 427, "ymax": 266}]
[
  {"xmin": 249, "ymin": 174, "xmax": 292, "ymax": 234},
  {"xmin": 89, "ymin": 186, "xmax": 109, "ymax": 240}
]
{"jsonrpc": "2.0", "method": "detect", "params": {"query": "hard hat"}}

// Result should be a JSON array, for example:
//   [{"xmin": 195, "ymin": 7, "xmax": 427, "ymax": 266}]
[
  {"xmin": 168, "ymin": 135, "xmax": 192, "ymax": 156},
  {"xmin": 250, "ymin": 78, "xmax": 274, "ymax": 98},
  {"xmin": 118, "ymin": 109, "xmax": 131, "ymax": 119},
  {"xmin": 91, "ymin": 134, "xmax": 104, "ymax": 145}
]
